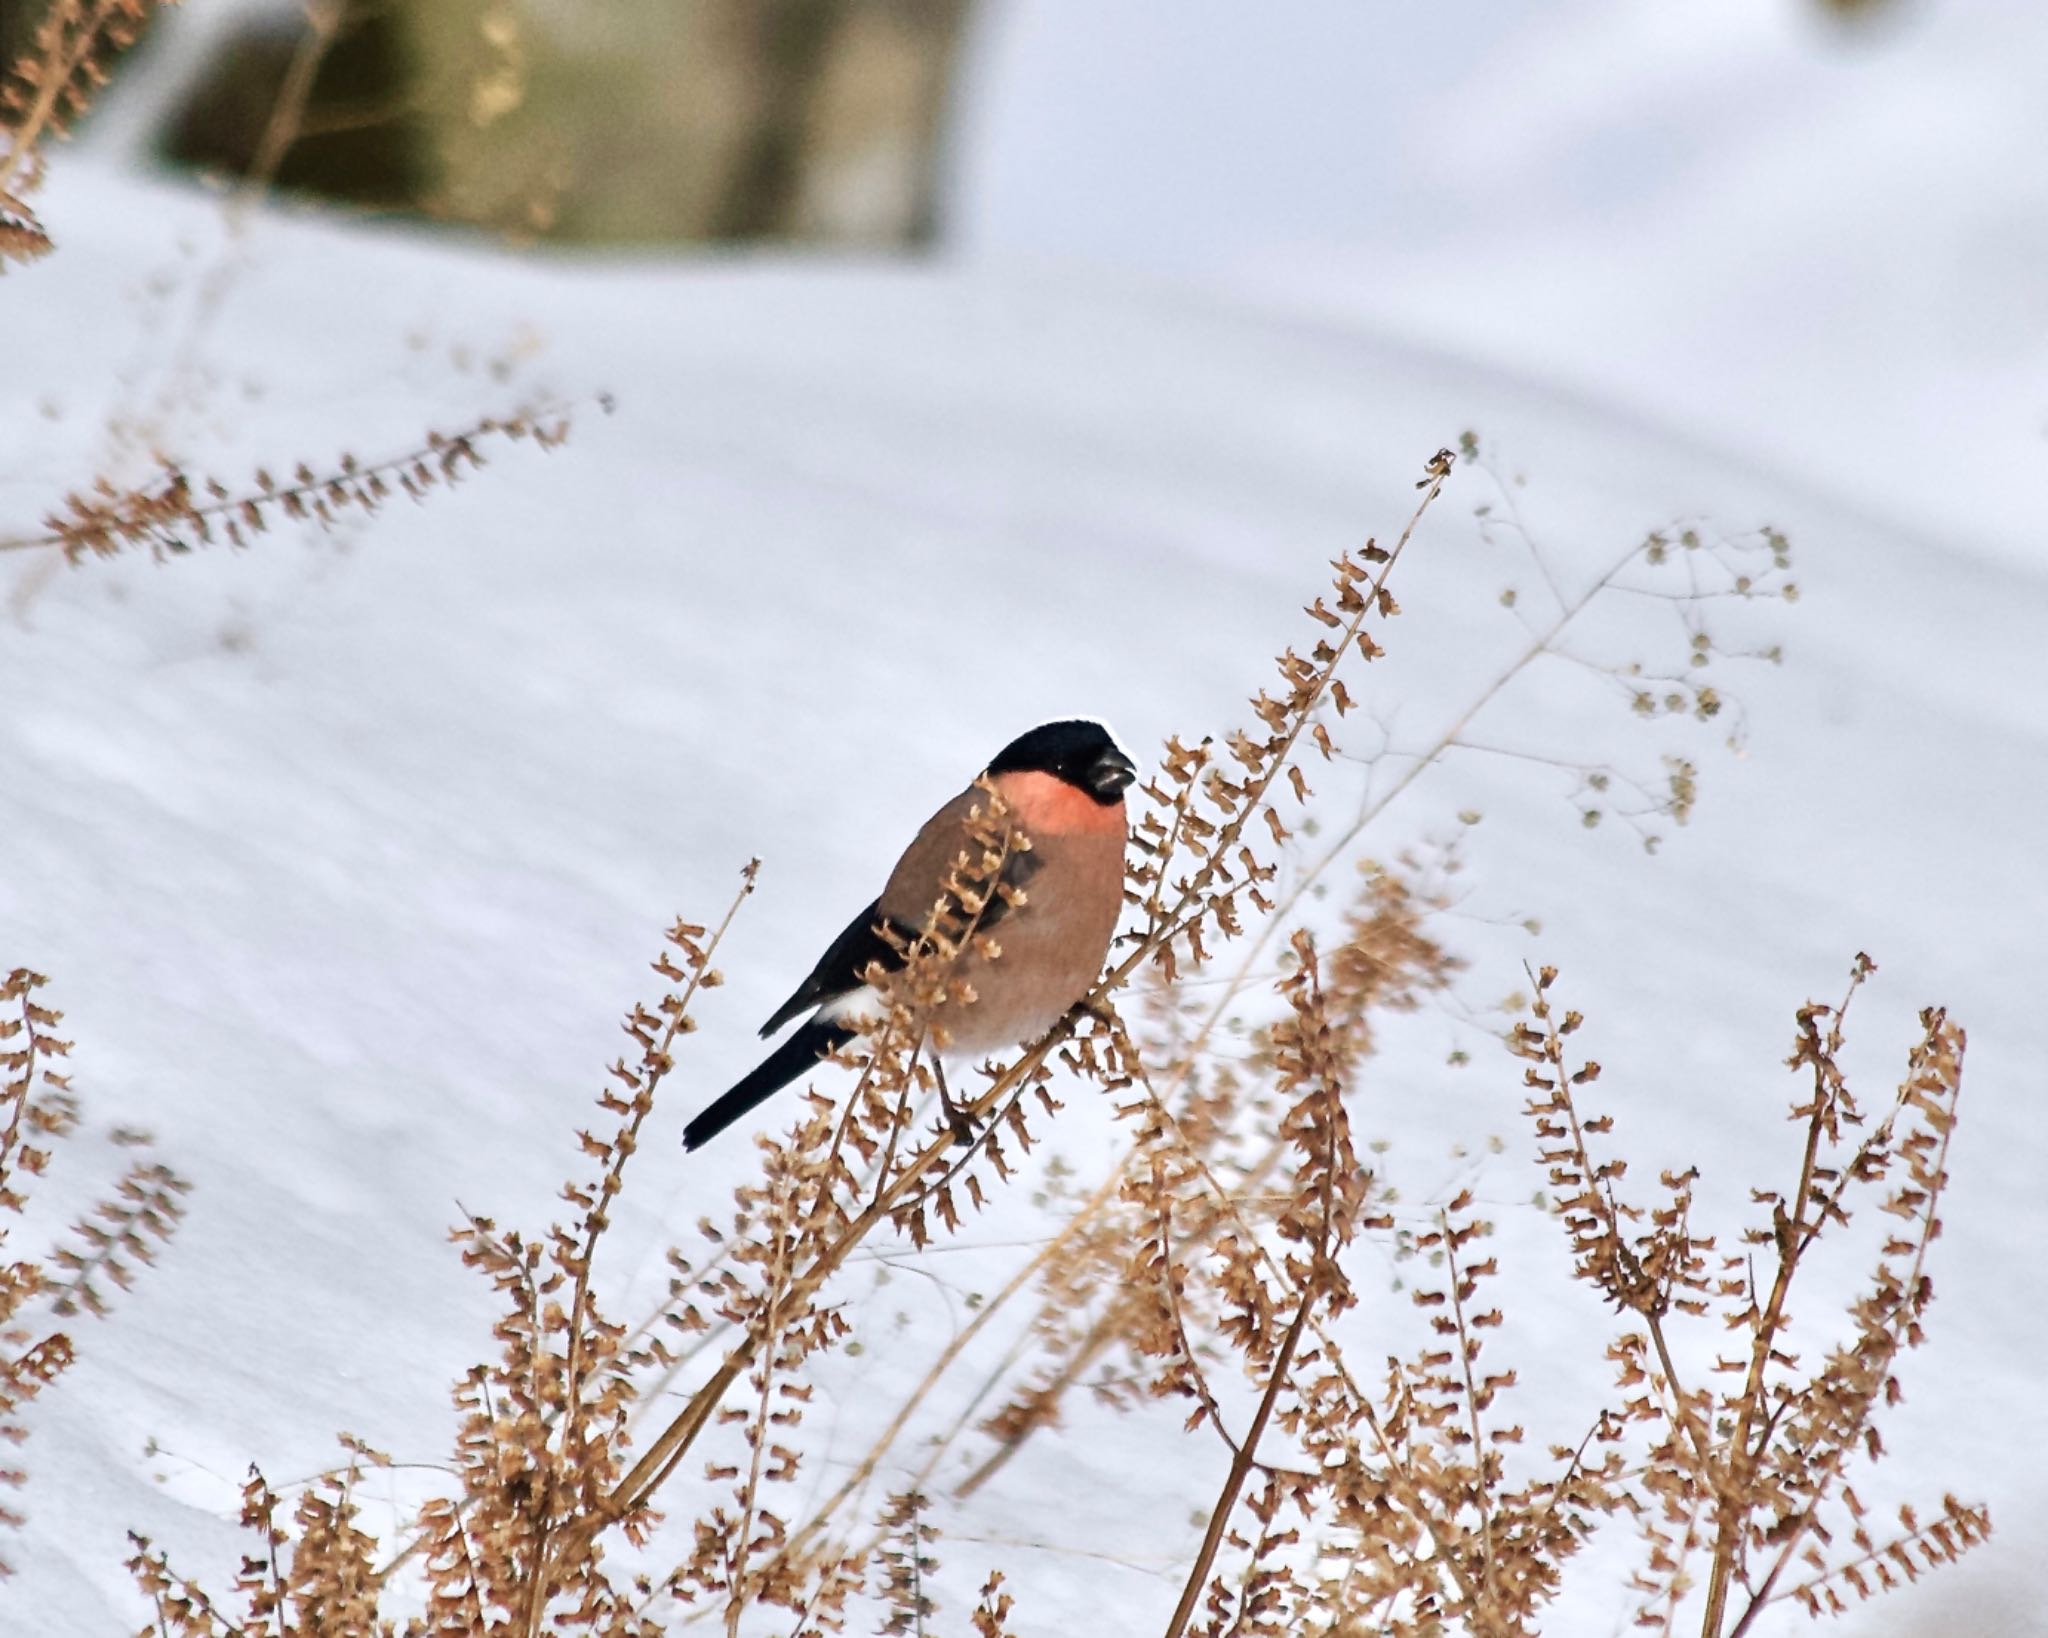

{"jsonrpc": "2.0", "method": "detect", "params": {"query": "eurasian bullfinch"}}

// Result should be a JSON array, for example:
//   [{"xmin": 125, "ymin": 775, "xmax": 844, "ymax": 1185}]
[{"xmin": 682, "ymin": 719, "xmax": 1137, "ymax": 1150}]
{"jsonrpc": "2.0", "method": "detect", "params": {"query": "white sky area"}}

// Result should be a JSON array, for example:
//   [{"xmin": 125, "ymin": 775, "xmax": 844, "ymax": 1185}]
[{"xmin": 4, "ymin": 4, "xmax": 2043, "ymax": 1634}]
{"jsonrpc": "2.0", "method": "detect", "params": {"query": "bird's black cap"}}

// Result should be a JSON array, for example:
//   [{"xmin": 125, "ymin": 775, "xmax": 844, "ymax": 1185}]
[{"xmin": 988, "ymin": 719, "xmax": 1136, "ymax": 803}]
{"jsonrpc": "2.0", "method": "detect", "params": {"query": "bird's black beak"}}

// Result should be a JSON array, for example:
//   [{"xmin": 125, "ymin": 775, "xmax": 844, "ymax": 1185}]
[{"xmin": 1088, "ymin": 747, "xmax": 1138, "ymax": 799}]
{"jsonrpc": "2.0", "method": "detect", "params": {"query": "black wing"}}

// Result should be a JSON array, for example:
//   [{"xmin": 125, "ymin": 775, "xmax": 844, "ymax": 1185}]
[
  {"xmin": 757, "ymin": 849, "xmax": 1045, "ymax": 1040},
  {"xmin": 758, "ymin": 898, "xmax": 913, "ymax": 1038}
]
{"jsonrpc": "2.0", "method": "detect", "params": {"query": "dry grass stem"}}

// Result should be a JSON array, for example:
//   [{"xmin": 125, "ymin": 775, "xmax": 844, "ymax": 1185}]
[
  {"xmin": 2, "ymin": 969, "xmax": 186, "ymax": 1573},
  {"xmin": 1, "ymin": 0, "xmax": 173, "ymax": 263},
  {"xmin": 1, "ymin": 404, "xmax": 581, "ymax": 562}
]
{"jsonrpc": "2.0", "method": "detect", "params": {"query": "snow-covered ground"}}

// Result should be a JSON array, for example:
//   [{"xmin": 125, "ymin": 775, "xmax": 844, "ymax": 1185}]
[
  {"xmin": 5, "ymin": 4, "xmax": 2044, "ymax": 1632},
  {"xmin": 957, "ymin": 0, "xmax": 2048, "ymax": 578}
]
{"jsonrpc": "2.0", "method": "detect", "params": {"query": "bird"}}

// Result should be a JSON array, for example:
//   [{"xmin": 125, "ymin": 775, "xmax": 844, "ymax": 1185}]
[{"xmin": 682, "ymin": 719, "xmax": 1137, "ymax": 1151}]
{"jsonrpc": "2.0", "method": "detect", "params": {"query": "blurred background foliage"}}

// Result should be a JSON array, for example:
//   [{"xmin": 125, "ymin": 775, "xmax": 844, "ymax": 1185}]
[{"xmin": 2, "ymin": 0, "xmax": 971, "ymax": 245}]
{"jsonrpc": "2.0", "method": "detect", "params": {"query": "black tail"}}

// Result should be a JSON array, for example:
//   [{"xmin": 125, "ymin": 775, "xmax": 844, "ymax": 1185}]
[{"xmin": 683, "ymin": 1020, "xmax": 854, "ymax": 1151}]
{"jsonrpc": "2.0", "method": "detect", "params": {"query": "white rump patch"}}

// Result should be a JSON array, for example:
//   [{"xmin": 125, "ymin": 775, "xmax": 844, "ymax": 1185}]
[{"xmin": 817, "ymin": 985, "xmax": 886, "ymax": 1026}]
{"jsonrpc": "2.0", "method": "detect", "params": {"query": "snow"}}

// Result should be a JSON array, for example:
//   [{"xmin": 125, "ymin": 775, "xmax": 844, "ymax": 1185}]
[
  {"xmin": 954, "ymin": 0, "xmax": 2048, "ymax": 576},
  {"xmin": 4, "ymin": 4, "xmax": 2045, "ymax": 1631}
]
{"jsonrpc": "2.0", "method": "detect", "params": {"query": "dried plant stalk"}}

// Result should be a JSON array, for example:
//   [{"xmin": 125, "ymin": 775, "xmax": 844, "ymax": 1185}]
[
  {"xmin": 0, "ymin": 405, "xmax": 579, "ymax": 561},
  {"xmin": 2, "ymin": 970, "xmax": 185, "ymax": 1573},
  {"xmin": 1, "ymin": 0, "xmax": 174, "ymax": 263},
  {"xmin": 1515, "ymin": 959, "xmax": 1981, "ymax": 1637}
]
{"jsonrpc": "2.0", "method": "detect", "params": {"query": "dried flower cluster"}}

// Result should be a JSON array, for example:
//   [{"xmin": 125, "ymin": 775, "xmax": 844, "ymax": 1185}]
[
  {"xmin": 1, "ymin": 407, "xmax": 579, "ymax": 563},
  {"xmin": 1431, "ymin": 430, "xmax": 1797, "ymax": 854},
  {"xmin": 1509, "ymin": 958, "xmax": 1983, "ymax": 1633},
  {"xmin": 1, "ymin": 0, "xmax": 175, "ymax": 264},
  {"xmin": 4, "ymin": 3, "xmax": 585, "ymax": 576},
  {"xmin": 1, "ymin": 969, "xmax": 186, "ymax": 1574},
  {"xmin": 95, "ymin": 444, "xmax": 1983, "ymax": 1638},
  {"xmin": 873, "ymin": 1490, "xmax": 940, "ymax": 1636}
]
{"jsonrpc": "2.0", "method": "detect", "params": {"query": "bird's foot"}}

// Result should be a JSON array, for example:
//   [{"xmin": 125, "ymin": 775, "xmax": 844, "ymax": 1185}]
[
  {"xmin": 1068, "ymin": 996, "xmax": 1119, "ymax": 1029},
  {"xmin": 938, "ymin": 1088, "xmax": 982, "ymax": 1148}
]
